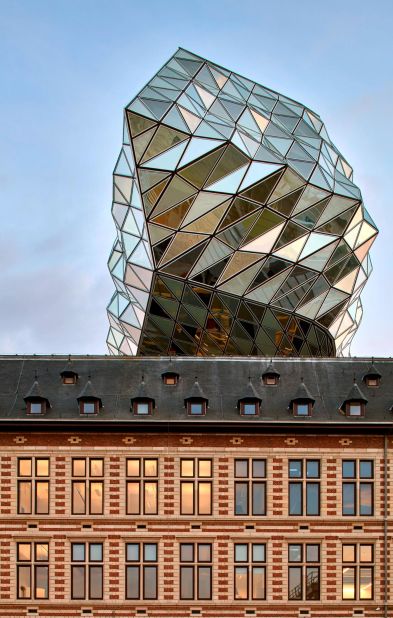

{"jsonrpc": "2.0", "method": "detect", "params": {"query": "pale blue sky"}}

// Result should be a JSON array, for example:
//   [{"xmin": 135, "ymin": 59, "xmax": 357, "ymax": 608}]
[{"xmin": 0, "ymin": 0, "xmax": 392, "ymax": 356}]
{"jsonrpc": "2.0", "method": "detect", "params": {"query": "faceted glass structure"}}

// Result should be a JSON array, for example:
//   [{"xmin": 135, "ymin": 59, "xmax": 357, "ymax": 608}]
[{"xmin": 107, "ymin": 49, "xmax": 378, "ymax": 357}]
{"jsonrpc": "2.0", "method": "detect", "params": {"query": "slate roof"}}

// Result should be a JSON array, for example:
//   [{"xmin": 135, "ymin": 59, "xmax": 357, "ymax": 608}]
[{"xmin": 0, "ymin": 355, "xmax": 393, "ymax": 428}]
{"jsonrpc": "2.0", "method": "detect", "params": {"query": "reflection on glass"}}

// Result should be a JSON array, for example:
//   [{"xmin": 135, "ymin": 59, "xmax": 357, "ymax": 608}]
[
  {"xmin": 360, "ymin": 461, "xmax": 373, "ymax": 478},
  {"xmin": 235, "ymin": 460, "xmax": 248, "ymax": 478},
  {"xmin": 342, "ymin": 483, "xmax": 355, "ymax": 515},
  {"xmin": 289, "ymin": 483, "xmax": 302, "ymax": 515},
  {"xmin": 181, "ymin": 482, "xmax": 194, "ymax": 514},
  {"xmin": 72, "ymin": 482, "xmax": 86, "ymax": 514},
  {"xmin": 253, "ymin": 566, "xmax": 265, "ymax": 599},
  {"xmin": 253, "ymin": 544, "xmax": 265, "ymax": 562},
  {"xmin": 198, "ymin": 566, "xmax": 211, "ymax": 599},
  {"xmin": 198, "ymin": 544, "xmax": 211, "ymax": 562},
  {"xmin": 36, "ymin": 459, "xmax": 49, "ymax": 476},
  {"xmin": 252, "ymin": 460, "xmax": 265, "ymax": 478},
  {"xmin": 342, "ymin": 566, "xmax": 355, "ymax": 599},
  {"xmin": 83, "ymin": 402, "xmax": 95, "ymax": 414},
  {"xmin": 72, "ymin": 544, "xmax": 85, "ymax": 562},
  {"xmin": 180, "ymin": 566, "xmax": 193, "ymax": 599},
  {"xmin": 306, "ymin": 461, "xmax": 319, "ymax": 478},
  {"xmin": 198, "ymin": 460, "xmax": 212, "ymax": 477},
  {"xmin": 359, "ymin": 483, "xmax": 372, "ymax": 515},
  {"xmin": 18, "ymin": 565, "xmax": 31, "ymax": 598},
  {"xmin": 144, "ymin": 459, "xmax": 158, "ymax": 477},
  {"xmin": 36, "ymin": 481, "xmax": 49, "ymax": 514},
  {"xmin": 127, "ymin": 482, "xmax": 140, "ymax": 514},
  {"xmin": 235, "ymin": 544, "xmax": 247, "ymax": 562},
  {"xmin": 306, "ymin": 482, "xmax": 319, "ymax": 515},
  {"xmin": 90, "ymin": 482, "xmax": 103, "ymax": 514},
  {"xmin": 252, "ymin": 482, "xmax": 265, "ymax": 515},
  {"xmin": 242, "ymin": 402, "xmax": 257, "ymax": 415},
  {"xmin": 198, "ymin": 482, "xmax": 212, "ymax": 515},
  {"xmin": 35, "ymin": 566, "xmax": 48, "ymax": 599},
  {"xmin": 295, "ymin": 403, "xmax": 309, "ymax": 416},
  {"xmin": 180, "ymin": 544, "xmax": 193, "ymax": 562},
  {"xmin": 342, "ymin": 460, "xmax": 355, "ymax": 478},
  {"xmin": 306, "ymin": 545, "xmax": 319, "ymax": 562},
  {"xmin": 306, "ymin": 566, "xmax": 319, "ymax": 600},
  {"xmin": 360, "ymin": 545, "xmax": 372, "ymax": 562},
  {"xmin": 235, "ymin": 566, "xmax": 247, "ymax": 599},
  {"xmin": 144, "ymin": 566, "xmax": 157, "ymax": 599},
  {"xmin": 135, "ymin": 402, "xmax": 149, "ymax": 415},
  {"xmin": 342, "ymin": 544, "xmax": 355, "ymax": 562},
  {"xmin": 189, "ymin": 402, "xmax": 203, "ymax": 415},
  {"xmin": 30, "ymin": 402, "xmax": 42, "ymax": 414},
  {"xmin": 90, "ymin": 459, "xmax": 103, "ymax": 477},
  {"xmin": 289, "ymin": 460, "xmax": 302, "ymax": 478},
  {"xmin": 126, "ymin": 565, "xmax": 139, "ymax": 599},
  {"xmin": 144, "ymin": 544, "xmax": 157, "ymax": 562},
  {"xmin": 18, "ymin": 543, "xmax": 31, "ymax": 561},
  {"xmin": 289, "ymin": 545, "xmax": 302, "ymax": 562},
  {"xmin": 19, "ymin": 459, "xmax": 32, "ymax": 476},
  {"xmin": 72, "ymin": 565, "xmax": 85, "ymax": 599},
  {"xmin": 35, "ymin": 543, "xmax": 49, "ymax": 561},
  {"xmin": 89, "ymin": 565, "xmax": 103, "ymax": 599},
  {"xmin": 18, "ymin": 481, "xmax": 31, "ymax": 514},
  {"xmin": 348, "ymin": 403, "xmax": 362, "ymax": 416},
  {"xmin": 144, "ymin": 482, "xmax": 158, "ymax": 514},
  {"xmin": 288, "ymin": 566, "xmax": 302, "ymax": 599},
  {"xmin": 127, "ymin": 544, "xmax": 139, "ymax": 562},
  {"xmin": 360, "ymin": 567, "xmax": 373, "ymax": 599},
  {"xmin": 72, "ymin": 459, "xmax": 86, "ymax": 477},
  {"xmin": 181, "ymin": 460, "xmax": 194, "ymax": 477},
  {"xmin": 90, "ymin": 544, "xmax": 102, "ymax": 562},
  {"xmin": 127, "ymin": 459, "xmax": 140, "ymax": 477}
]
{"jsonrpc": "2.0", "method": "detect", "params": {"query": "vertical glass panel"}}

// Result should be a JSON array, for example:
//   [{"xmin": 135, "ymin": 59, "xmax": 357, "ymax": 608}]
[
  {"xmin": 181, "ymin": 482, "xmax": 194, "ymax": 514},
  {"xmin": 360, "ymin": 461, "xmax": 373, "ymax": 478},
  {"xmin": 181, "ymin": 460, "xmax": 194, "ymax": 477},
  {"xmin": 198, "ymin": 460, "xmax": 212, "ymax": 477},
  {"xmin": 136, "ymin": 402, "xmax": 149, "ymax": 415},
  {"xmin": 252, "ymin": 460, "xmax": 266, "ymax": 478},
  {"xmin": 18, "ymin": 543, "xmax": 31, "ymax": 561},
  {"xmin": 235, "ymin": 483, "xmax": 248, "ymax": 515},
  {"xmin": 306, "ymin": 566, "xmax": 320, "ymax": 600},
  {"xmin": 73, "ymin": 459, "xmax": 86, "ymax": 477},
  {"xmin": 359, "ymin": 483, "xmax": 373, "ymax": 515},
  {"xmin": 127, "ymin": 482, "xmax": 140, "ymax": 514},
  {"xmin": 198, "ymin": 544, "xmax": 211, "ymax": 562},
  {"xmin": 252, "ymin": 566, "xmax": 265, "ymax": 599},
  {"xmin": 198, "ymin": 482, "xmax": 212, "ymax": 515},
  {"xmin": 82, "ymin": 401, "xmax": 95, "ymax": 414},
  {"xmin": 306, "ymin": 545, "xmax": 319, "ymax": 562},
  {"xmin": 18, "ymin": 459, "xmax": 32, "ymax": 476},
  {"xmin": 253, "ymin": 544, "xmax": 265, "ymax": 562},
  {"xmin": 235, "ymin": 460, "xmax": 248, "ymax": 477},
  {"xmin": 18, "ymin": 481, "xmax": 31, "ymax": 514},
  {"xmin": 289, "ymin": 545, "xmax": 302, "ymax": 562},
  {"xmin": 72, "ymin": 482, "xmax": 86, "ymax": 514},
  {"xmin": 144, "ymin": 565, "xmax": 157, "ymax": 599},
  {"xmin": 127, "ymin": 543, "xmax": 139, "ymax": 562},
  {"xmin": 342, "ymin": 545, "xmax": 355, "ymax": 562},
  {"xmin": 306, "ymin": 460, "xmax": 320, "ymax": 478},
  {"xmin": 144, "ymin": 459, "xmax": 158, "ymax": 477},
  {"xmin": 190, "ymin": 402, "xmax": 203, "ymax": 415},
  {"xmin": 243, "ymin": 403, "xmax": 257, "ymax": 415},
  {"xmin": 295, "ymin": 403, "xmax": 309, "ymax": 415},
  {"xmin": 144, "ymin": 482, "xmax": 158, "ymax": 514},
  {"xmin": 252, "ymin": 482, "xmax": 266, "ymax": 515},
  {"xmin": 36, "ymin": 481, "xmax": 49, "ymax": 514},
  {"xmin": 288, "ymin": 566, "xmax": 302, "ymax": 600},
  {"xmin": 72, "ymin": 544, "xmax": 85, "ymax": 561},
  {"xmin": 72, "ymin": 565, "xmax": 85, "ymax": 599},
  {"xmin": 198, "ymin": 566, "xmax": 211, "ymax": 599},
  {"xmin": 306, "ymin": 483, "xmax": 320, "ymax": 515},
  {"xmin": 342, "ymin": 566, "xmax": 355, "ymax": 599},
  {"xmin": 126, "ymin": 565, "xmax": 139, "ymax": 599},
  {"xmin": 235, "ymin": 566, "xmax": 248, "ymax": 599},
  {"xmin": 89, "ymin": 565, "xmax": 103, "ymax": 599},
  {"xmin": 90, "ymin": 482, "xmax": 103, "ymax": 514},
  {"xmin": 90, "ymin": 459, "xmax": 103, "ymax": 477},
  {"xmin": 30, "ymin": 402, "xmax": 43, "ymax": 413},
  {"xmin": 342, "ymin": 483, "xmax": 356, "ymax": 515},
  {"xmin": 360, "ymin": 567, "xmax": 373, "ymax": 599},
  {"xmin": 289, "ymin": 483, "xmax": 302, "ymax": 515},
  {"xmin": 289, "ymin": 460, "xmax": 302, "ymax": 478},
  {"xmin": 35, "ymin": 566, "xmax": 49, "ymax": 599},
  {"xmin": 36, "ymin": 459, "xmax": 49, "ymax": 477},
  {"xmin": 89, "ymin": 544, "xmax": 103, "ymax": 562},
  {"xmin": 144, "ymin": 544, "xmax": 157, "ymax": 562},
  {"xmin": 180, "ymin": 566, "xmax": 193, "ymax": 599},
  {"xmin": 18, "ymin": 565, "xmax": 31, "ymax": 598},
  {"xmin": 235, "ymin": 544, "xmax": 248, "ymax": 562},
  {"xmin": 127, "ymin": 459, "xmax": 140, "ymax": 477},
  {"xmin": 35, "ymin": 544, "xmax": 49, "ymax": 561},
  {"xmin": 180, "ymin": 544, "xmax": 193, "ymax": 562},
  {"xmin": 360, "ymin": 545, "xmax": 373, "ymax": 562},
  {"xmin": 342, "ymin": 460, "xmax": 355, "ymax": 478}
]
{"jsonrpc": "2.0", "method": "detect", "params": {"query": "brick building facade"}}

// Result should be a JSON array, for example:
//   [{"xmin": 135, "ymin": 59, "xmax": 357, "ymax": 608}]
[{"xmin": 0, "ymin": 355, "xmax": 391, "ymax": 617}]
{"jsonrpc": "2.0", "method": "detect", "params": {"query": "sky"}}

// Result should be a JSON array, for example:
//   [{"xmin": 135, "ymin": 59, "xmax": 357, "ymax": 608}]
[{"xmin": 0, "ymin": 0, "xmax": 392, "ymax": 357}]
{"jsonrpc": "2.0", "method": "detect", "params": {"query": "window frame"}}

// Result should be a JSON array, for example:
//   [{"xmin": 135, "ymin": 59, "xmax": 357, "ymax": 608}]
[
  {"xmin": 71, "ymin": 458, "xmax": 104, "ymax": 516},
  {"xmin": 288, "ymin": 543, "xmax": 320, "ymax": 601},
  {"xmin": 342, "ymin": 543, "xmax": 374, "ymax": 600},
  {"xmin": 17, "ymin": 457, "xmax": 50, "ymax": 515},
  {"xmin": 162, "ymin": 372, "xmax": 179, "ymax": 386},
  {"xmin": 234, "ymin": 542, "xmax": 267, "ymax": 600},
  {"xmin": 26, "ymin": 400, "xmax": 45, "ymax": 415},
  {"xmin": 186, "ymin": 400, "xmax": 207, "ymax": 416},
  {"xmin": 262, "ymin": 374, "xmax": 279, "ymax": 386},
  {"xmin": 180, "ymin": 458, "xmax": 212, "ymax": 516},
  {"xmin": 234, "ymin": 458, "xmax": 267, "ymax": 516},
  {"xmin": 293, "ymin": 401, "xmax": 312, "ymax": 417},
  {"xmin": 71, "ymin": 542, "xmax": 103, "ymax": 600},
  {"xmin": 125, "ymin": 542, "xmax": 158, "ymax": 600},
  {"xmin": 79, "ymin": 399, "xmax": 99, "ymax": 415},
  {"xmin": 239, "ymin": 400, "xmax": 260, "ymax": 416},
  {"xmin": 342, "ymin": 460, "xmax": 374, "ymax": 516},
  {"xmin": 288, "ymin": 459, "xmax": 320, "ymax": 516},
  {"xmin": 17, "ymin": 541, "xmax": 49, "ymax": 600},
  {"xmin": 345, "ymin": 401, "xmax": 365, "ymax": 417},
  {"xmin": 126, "ymin": 458, "xmax": 158, "ymax": 516},
  {"xmin": 133, "ymin": 400, "xmax": 153, "ymax": 416},
  {"xmin": 179, "ymin": 542, "xmax": 212, "ymax": 601}
]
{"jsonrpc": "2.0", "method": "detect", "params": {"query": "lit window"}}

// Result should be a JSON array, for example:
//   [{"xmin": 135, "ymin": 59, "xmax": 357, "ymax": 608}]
[
  {"xmin": 293, "ymin": 402, "xmax": 311, "ymax": 417},
  {"xmin": 180, "ymin": 459, "xmax": 212, "ymax": 515},
  {"xmin": 342, "ymin": 544, "xmax": 373, "ymax": 600},
  {"xmin": 17, "ymin": 542, "xmax": 49, "ymax": 599},
  {"xmin": 187, "ymin": 400, "xmax": 206, "ymax": 416},
  {"xmin": 240, "ymin": 401, "xmax": 259, "ymax": 416},
  {"xmin": 63, "ymin": 374, "xmax": 77, "ymax": 385},
  {"xmin": 71, "ymin": 542, "xmax": 103, "ymax": 600},
  {"xmin": 126, "ymin": 458, "xmax": 158, "ymax": 515},
  {"xmin": 365, "ymin": 376, "xmax": 379, "ymax": 387},
  {"xmin": 27, "ymin": 401, "xmax": 44, "ymax": 415},
  {"xmin": 162, "ymin": 373, "xmax": 178, "ymax": 385},
  {"xmin": 126, "ymin": 542, "xmax": 158, "ymax": 599},
  {"xmin": 133, "ymin": 401, "xmax": 151, "ymax": 415},
  {"xmin": 346, "ymin": 402, "xmax": 363, "ymax": 417},
  {"xmin": 263, "ymin": 374, "xmax": 279, "ymax": 386},
  {"xmin": 72, "ymin": 458, "xmax": 104, "ymax": 515},
  {"xmin": 17, "ymin": 458, "xmax": 49, "ymax": 515}
]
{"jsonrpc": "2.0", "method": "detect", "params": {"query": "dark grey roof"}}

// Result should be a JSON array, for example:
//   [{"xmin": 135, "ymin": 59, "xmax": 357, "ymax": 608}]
[
  {"xmin": 0, "ymin": 355, "xmax": 392, "ymax": 427},
  {"xmin": 184, "ymin": 378, "xmax": 208, "ymax": 405},
  {"xmin": 289, "ymin": 379, "xmax": 315, "ymax": 408},
  {"xmin": 340, "ymin": 381, "xmax": 368, "ymax": 410},
  {"xmin": 262, "ymin": 362, "xmax": 280, "ymax": 378},
  {"xmin": 131, "ymin": 377, "xmax": 155, "ymax": 407},
  {"xmin": 77, "ymin": 379, "xmax": 102, "ymax": 407},
  {"xmin": 237, "ymin": 379, "xmax": 262, "ymax": 406}
]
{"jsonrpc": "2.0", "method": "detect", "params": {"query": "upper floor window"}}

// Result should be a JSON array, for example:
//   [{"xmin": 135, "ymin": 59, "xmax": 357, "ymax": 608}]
[
  {"xmin": 289, "ymin": 460, "xmax": 320, "ymax": 516},
  {"xmin": 342, "ymin": 460, "xmax": 373, "ymax": 516},
  {"xmin": 126, "ymin": 458, "xmax": 158, "ymax": 515},
  {"xmin": 234, "ymin": 543, "xmax": 266, "ymax": 600},
  {"xmin": 126, "ymin": 542, "xmax": 158, "ymax": 600},
  {"xmin": 180, "ymin": 459, "xmax": 212, "ymax": 515},
  {"xmin": 133, "ymin": 400, "xmax": 152, "ymax": 415},
  {"xmin": 61, "ymin": 371, "xmax": 78, "ymax": 385},
  {"xmin": 345, "ymin": 401, "xmax": 365, "ymax": 417},
  {"xmin": 293, "ymin": 401, "xmax": 312, "ymax": 417},
  {"xmin": 72, "ymin": 458, "xmax": 104, "ymax": 515},
  {"xmin": 187, "ymin": 400, "xmax": 206, "ymax": 416},
  {"xmin": 80, "ymin": 400, "xmax": 99, "ymax": 415},
  {"xmin": 17, "ymin": 542, "xmax": 49, "ymax": 599},
  {"xmin": 239, "ymin": 401, "xmax": 260, "ymax": 416},
  {"xmin": 27, "ymin": 401, "xmax": 46, "ymax": 414},
  {"xmin": 162, "ymin": 372, "xmax": 179, "ymax": 385},
  {"xmin": 288, "ymin": 543, "xmax": 320, "ymax": 601},
  {"xmin": 180, "ymin": 543, "xmax": 212, "ymax": 600},
  {"xmin": 71, "ymin": 542, "xmax": 103, "ymax": 600},
  {"xmin": 263, "ymin": 374, "xmax": 279, "ymax": 386},
  {"xmin": 342, "ymin": 544, "xmax": 373, "ymax": 600},
  {"xmin": 18, "ymin": 458, "xmax": 49, "ymax": 515},
  {"xmin": 234, "ymin": 459, "xmax": 266, "ymax": 516}
]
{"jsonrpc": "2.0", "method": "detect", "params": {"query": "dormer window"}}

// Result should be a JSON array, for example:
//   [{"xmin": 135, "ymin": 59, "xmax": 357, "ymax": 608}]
[
  {"xmin": 24, "ymin": 379, "xmax": 50, "ymax": 416},
  {"xmin": 293, "ymin": 401, "xmax": 312, "ymax": 417},
  {"xmin": 133, "ymin": 400, "xmax": 152, "ymax": 416},
  {"xmin": 27, "ymin": 401, "xmax": 45, "ymax": 415},
  {"xmin": 365, "ymin": 376, "xmax": 379, "ymax": 388},
  {"xmin": 62, "ymin": 372, "xmax": 78, "ymax": 385},
  {"xmin": 345, "ymin": 401, "xmax": 365, "ymax": 417},
  {"xmin": 262, "ymin": 363, "xmax": 280, "ymax": 386},
  {"xmin": 162, "ymin": 372, "xmax": 179, "ymax": 386},
  {"xmin": 240, "ymin": 401, "xmax": 260, "ymax": 416},
  {"xmin": 187, "ymin": 400, "xmax": 206, "ymax": 416},
  {"xmin": 80, "ymin": 400, "xmax": 98, "ymax": 415},
  {"xmin": 289, "ymin": 379, "xmax": 315, "ymax": 418},
  {"xmin": 77, "ymin": 377, "xmax": 102, "ymax": 416},
  {"xmin": 340, "ymin": 382, "xmax": 368, "ymax": 418}
]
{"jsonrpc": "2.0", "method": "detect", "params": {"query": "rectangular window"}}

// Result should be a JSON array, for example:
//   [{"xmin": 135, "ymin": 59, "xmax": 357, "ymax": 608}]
[
  {"xmin": 72, "ymin": 458, "xmax": 104, "ymax": 515},
  {"xmin": 342, "ymin": 460, "xmax": 374, "ymax": 516},
  {"xmin": 126, "ymin": 542, "xmax": 158, "ymax": 599},
  {"xmin": 180, "ymin": 459, "xmax": 212, "ymax": 516},
  {"xmin": 17, "ymin": 458, "xmax": 49, "ymax": 515},
  {"xmin": 234, "ymin": 459, "xmax": 266, "ymax": 516},
  {"xmin": 126, "ymin": 458, "xmax": 158, "ymax": 515},
  {"xmin": 17, "ymin": 542, "xmax": 49, "ymax": 599},
  {"xmin": 289, "ymin": 460, "xmax": 320, "ymax": 516},
  {"xmin": 342, "ymin": 544, "xmax": 373, "ymax": 600},
  {"xmin": 180, "ymin": 543, "xmax": 212, "ymax": 600},
  {"xmin": 234, "ymin": 543, "xmax": 266, "ymax": 600},
  {"xmin": 71, "ymin": 542, "xmax": 103, "ymax": 600},
  {"xmin": 288, "ymin": 544, "xmax": 320, "ymax": 600}
]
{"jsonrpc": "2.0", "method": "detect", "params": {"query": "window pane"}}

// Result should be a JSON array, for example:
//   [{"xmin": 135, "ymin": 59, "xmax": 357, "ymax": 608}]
[
  {"xmin": 127, "ymin": 459, "xmax": 140, "ymax": 477},
  {"xmin": 306, "ymin": 483, "xmax": 319, "ymax": 515},
  {"xmin": 253, "ymin": 544, "xmax": 265, "ymax": 562},
  {"xmin": 36, "ymin": 459, "xmax": 49, "ymax": 476},
  {"xmin": 144, "ymin": 565, "xmax": 157, "ymax": 599},
  {"xmin": 289, "ymin": 461, "xmax": 302, "ymax": 478},
  {"xmin": 342, "ymin": 483, "xmax": 355, "ymax": 515},
  {"xmin": 342, "ymin": 566, "xmax": 355, "ymax": 599},
  {"xmin": 360, "ymin": 567, "xmax": 373, "ymax": 599},
  {"xmin": 181, "ymin": 460, "xmax": 194, "ymax": 477},
  {"xmin": 72, "ymin": 544, "xmax": 85, "ymax": 562},
  {"xmin": 180, "ymin": 566, "xmax": 193, "ymax": 599},
  {"xmin": 295, "ymin": 403, "xmax": 309, "ymax": 416},
  {"xmin": 235, "ymin": 483, "xmax": 248, "ymax": 515},
  {"xmin": 144, "ymin": 544, "xmax": 157, "ymax": 562},
  {"xmin": 180, "ymin": 544, "xmax": 193, "ymax": 562},
  {"xmin": 127, "ymin": 544, "xmax": 139, "ymax": 562},
  {"xmin": 235, "ymin": 460, "xmax": 248, "ymax": 477},
  {"xmin": 181, "ymin": 482, "xmax": 194, "ymax": 514},
  {"xmin": 18, "ymin": 566, "xmax": 31, "ymax": 598},
  {"xmin": 126, "ymin": 565, "xmax": 139, "ymax": 599},
  {"xmin": 19, "ymin": 459, "xmax": 32, "ymax": 476},
  {"xmin": 35, "ymin": 543, "xmax": 49, "ymax": 562},
  {"xmin": 89, "ymin": 565, "xmax": 103, "ymax": 599},
  {"xmin": 360, "ymin": 545, "xmax": 373, "ymax": 562},
  {"xmin": 360, "ymin": 461, "xmax": 373, "ymax": 478},
  {"xmin": 190, "ymin": 402, "xmax": 203, "ymax": 415},
  {"xmin": 306, "ymin": 566, "xmax": 319, "ymax": 600},
  {"xmin": 36, "ymin": 481, "xmax": 49, "ymax": 514},
  {"xmin": 144, "ymin": 459, "xmax": 158, "ymax": 477},
  {"xmin": 289, "ymin": 545, "xmax": 302, "ymax": 562},
  {"xmin": 252, "ymin": 460, "xmax": 265, "ymax": 478},
  {"xmin": 35, "ymin": 566, "xmax": 49, "ymax": 599},
  {"xmin": 83, "ymin": 402, "xmax": 95, "ymax": 414},
  {"xmin": 72, "ymin": 459, "xmax": 85, "ymax": 477},
  {"xmin": 306, "ymin": 545, "xmax": 319, "ymax": 562},
  {"xmin": 72, "ymin": 482, "xmax": 86, "ymax": 514},
  {"xmin": 18, "ymin": 481, "xmax": 31, "ymax": 514},
  {"xmin": 198, "ymin": 460, "xmax": 212, "ymax": 477},
  {"xmin": 30, "ymin": 402, "xmax": 42, "ymax": 413},
  {"xmin": 89, "ymin": 544, "xmax": 103, "ymax": 562},
  {"xmin": 90, "ymin": 459, "xmax": 103, "ymax": 477},
  {"xmin": 136, "ymin": 402, "xmax": 149, "ymax": 415},
  {"xmin": 235, "ymin": 566, "xmax": 248, "ymax": 599},
  {"xmin": 243, "ymin": 402, "xmax": 257, "ymax": 415},
  {"xmin": 288, "ymin": 566, "xmax": 302, "ymax": 599},
  {"xmin": 18, "ymin": 543, "xmax": 31, "ymax": 561},
  {"xmin": 235, "ymin": 544, "xmax": 248, "ymax": 562},
  {"xmin": 359, "ymin": 483, "xmax": 373, "ymax": 515},
  {"xmin": 342, "ymin": 545, "xmax": 355, "ymax": 562},
  {"xmin": 342, "ymin": 461, "xmax": 355, "ymax": 478},
  {"xmin": 252, "ymin": 566, "xmax": 265, "ymax": 599},
  {"xmin": 289, "ymin": 483, "xmax": 302, "ymax": 515},
  {"xmin": 198, "ymin": 544, "xmax": 211, "ymax": 562},
  {"xmin": 198, "ymin": 566, "xmax": 211, "ymax": 599},
  {"xmin": 144, "ymin": 482, "xmax": 158, "ymax": 514},
  {"xmin": 198, "ymin": 482, "xmax": 212, "ymax": 515},
  {"xmin": 349, "ymin": 403, "xmax": 362, "ymax": 416},
  {"xmin": 127, "ymin": 482, "xmax": 140, "ymax": 514},
  {"xmin": 252, "ymin": 482, "xmax": 266, "ymax": 515},
  {"xmin": 306, "ymin": 460, "xmax": 319, "ymax": 478},
  {"xmin": 72, "ymin": 565, "xmax": 85, "ymax": 599},
  {"xmin": 90, "ymin": 482, "xmax": 103, "ymax": 514}
]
